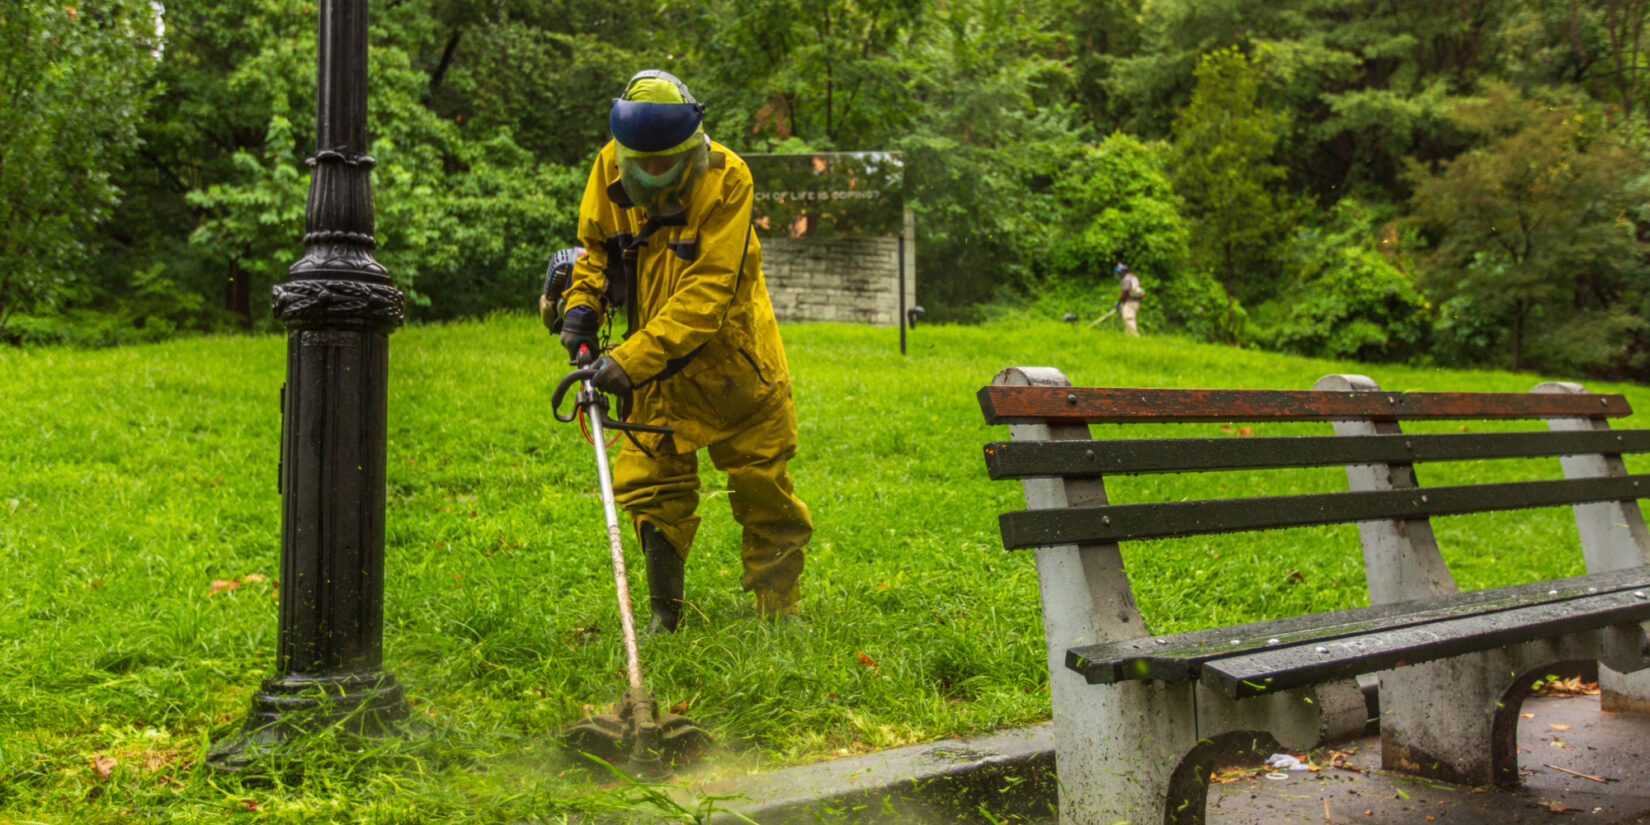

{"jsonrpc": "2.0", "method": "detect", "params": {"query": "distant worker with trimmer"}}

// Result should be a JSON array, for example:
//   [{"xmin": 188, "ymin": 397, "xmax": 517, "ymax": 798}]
[
  {"xmin": 1115, "ymin": 263, "xmax": 1144, "ymax": 337},
  {"xmin": 540, "ymin": 70, "xmax": 812, "ymax": 633}
]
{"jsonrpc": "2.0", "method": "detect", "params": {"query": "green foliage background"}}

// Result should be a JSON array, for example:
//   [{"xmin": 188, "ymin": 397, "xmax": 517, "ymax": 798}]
[{"xmin": 8, "ymin": 0, "xmax": 1650, "ymax": 378}]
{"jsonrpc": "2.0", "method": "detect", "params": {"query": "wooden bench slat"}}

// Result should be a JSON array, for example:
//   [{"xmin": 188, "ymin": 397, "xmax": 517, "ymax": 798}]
[
  {"xmin": 1201, "ymin": 587, "xmax": 1650, "ymax": 698},
  {"xmin": 1066, "ymin": 567, "xmax": 1650, "ymax": 687},
  {"xmin": 985, "ymin": 430, "xmax": 1650, "ymax": 479},
  {"xmin": 978, "ymin": 385, "xmax": 1632, "ymax": 425},
  {"xmin": 1000, "ymin": 474, "xmax": 1650, "ymax": 548}
]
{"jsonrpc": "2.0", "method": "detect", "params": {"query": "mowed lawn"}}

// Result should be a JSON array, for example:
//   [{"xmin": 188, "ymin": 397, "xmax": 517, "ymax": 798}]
[{"xmin": 4, "ymin": 316, "xmax": 1647, "ymax": 823}]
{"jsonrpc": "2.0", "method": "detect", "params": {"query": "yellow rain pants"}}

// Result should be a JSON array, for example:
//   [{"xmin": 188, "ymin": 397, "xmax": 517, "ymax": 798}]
[
  {"xmin": 561, "ymin": 139, "xmax": 812, "ymax": 600},
  {"xmin": 612, "ymin": 395, "xmax": 811, "ymax": 597}
]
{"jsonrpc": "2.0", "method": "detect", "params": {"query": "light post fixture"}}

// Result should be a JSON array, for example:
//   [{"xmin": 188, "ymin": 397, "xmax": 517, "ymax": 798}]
[{"xmin": 208, "ymin": 0, "xmax": 409, "ymax": 769}]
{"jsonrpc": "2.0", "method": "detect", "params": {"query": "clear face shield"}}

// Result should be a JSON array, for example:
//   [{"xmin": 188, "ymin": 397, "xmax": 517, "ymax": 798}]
[{"xmin": 614, "ymin": 134, "xmax": 709, "ymax": 218}]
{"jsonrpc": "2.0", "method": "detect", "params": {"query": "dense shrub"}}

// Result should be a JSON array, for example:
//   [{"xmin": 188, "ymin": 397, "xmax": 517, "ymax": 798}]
[
  {"xmin": 1026, "ymin": 132, "xmax": 1223, "ymax": 336},
  {"xmin": 1251, "ymin": 200, "xmax": 1430, "ymax": 362},
  {"xmin": 1045, "ymin": 133, "xmax": 1190, "ymax": 285}
]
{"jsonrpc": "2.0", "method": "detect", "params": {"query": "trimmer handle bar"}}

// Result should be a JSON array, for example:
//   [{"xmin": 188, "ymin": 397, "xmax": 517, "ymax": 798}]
[{"xmin": 551, "ymin": 364, "xmax": 675, "ymax": 435}]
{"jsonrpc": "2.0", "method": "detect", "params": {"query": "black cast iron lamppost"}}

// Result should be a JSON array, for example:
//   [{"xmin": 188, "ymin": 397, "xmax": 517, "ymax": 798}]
[{"xmin": 208, "ymin": 0, "xmax": 409, "ymax": 769}]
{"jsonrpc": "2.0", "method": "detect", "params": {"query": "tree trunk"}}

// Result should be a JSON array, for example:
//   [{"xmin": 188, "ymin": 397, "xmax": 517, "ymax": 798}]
[
  {"xmin": 225, "ymin": 259, "xmax": 251, "ymax": 328},
  {"xmin": 1512, "ymin": 302, "xmax": 1525, "ymax": 372}
]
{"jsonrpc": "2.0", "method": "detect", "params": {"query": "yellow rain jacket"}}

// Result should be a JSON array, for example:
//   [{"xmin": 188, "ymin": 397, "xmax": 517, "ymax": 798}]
[{"xmin": 561, "ymin": 139, "xmax": 791, "ymax": 454}]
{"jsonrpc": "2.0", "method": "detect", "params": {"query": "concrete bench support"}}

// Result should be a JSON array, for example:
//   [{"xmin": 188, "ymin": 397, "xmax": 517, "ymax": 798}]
[
  {"xmin": 998, "ymin": 367, "xmax": 1365, "ymax": 825},
  {"xmin": 1318, "ymin": 374, "xmax": 1650, "ymax": 786},
  {"xmin": 1536, "ymin": 381, "xmax": 1650, "ymax": 714}
]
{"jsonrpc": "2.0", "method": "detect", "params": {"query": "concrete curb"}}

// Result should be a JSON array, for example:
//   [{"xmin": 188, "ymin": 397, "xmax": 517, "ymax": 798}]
[
  {"xmin": 676, "ymin": 676, "xmax": 1382, "ymax": 824},
  {"xmin": 676, "ymin": 724, "xmax": 1057, "ymax": 824}
]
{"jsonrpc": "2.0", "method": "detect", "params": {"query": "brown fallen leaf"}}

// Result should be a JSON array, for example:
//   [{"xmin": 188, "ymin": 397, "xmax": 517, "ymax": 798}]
[
  {"xmin": 1535, "ymin": 676, "xmax": 1600, "ymax": 697},
  {"xmin": 855, "ymin": 651, "xmax": 880, "ymax": 670},
  {"xmin": 563, "ymin": 624, "xmax": 601, "ymax": 645},
  {"xmin": 1521, "ymin": 713, "xmax": 1535, "ymax": 718},
  {"xmin": 1535, "ymin": 800, "xmax": 1577, "ymax": 813},
  {"xmin": 1549, "ymin": 738, "xmax": 1571, "ymax": 749},
  {"xmin": 1549, "ymin": 723, "xmax": 1571, "ymax": 731},
  {"xmin": 239, "ymin": 798, "xmax": 259, "ymax": 812},
  {"xmin": 242, "ymin": 573, "xmax": 267, "ymax": 584},
  {"xmin": 670, "ymin": 699, "xmax": 690, "ymax": 715},
  {"xmin": 1238, "ymin": 426, "xmax": 1253, "ymax": 437},
  {"xmin": 91, "ymin": 755, "xmax": 117, "ymax": 780},
  {"xmin": 209, "ymin": 578, "xmax": 240, "ymax": 596},
  {"xmin": 1209, "ymin": 767, "xmax": 1258, "ymax": 784}
]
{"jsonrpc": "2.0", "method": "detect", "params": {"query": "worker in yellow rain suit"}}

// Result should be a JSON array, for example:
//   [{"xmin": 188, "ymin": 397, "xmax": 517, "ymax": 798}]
[{"xmin": 543, "ymin": 69, "xmax": 812, "ymax": 633}]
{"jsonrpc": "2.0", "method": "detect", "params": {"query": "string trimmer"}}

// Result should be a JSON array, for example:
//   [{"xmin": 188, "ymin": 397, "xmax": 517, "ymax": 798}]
[
  {"xmin": 552, "ymin": 344, "xmax": 711, "ymax": 774},
  {"xmin": 1087, "ymin": 303, "xmax": 1119, "ymax": 329}
]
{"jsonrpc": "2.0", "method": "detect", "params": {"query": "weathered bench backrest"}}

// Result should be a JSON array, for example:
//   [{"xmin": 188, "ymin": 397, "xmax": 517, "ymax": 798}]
[
  {"xmin": 983, "ymin": 384, "xmax": 1647, "ymax": 549},
  {"xmin": 983, "ymin": 384, "xmax": 1643, "ymax": 547},
  {"xmin": 980, "ymin": 370, "xmax": 1650, "ymax": 624}
]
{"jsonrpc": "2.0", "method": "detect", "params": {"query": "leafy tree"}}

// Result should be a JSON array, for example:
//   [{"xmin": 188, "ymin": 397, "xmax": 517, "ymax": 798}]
[
  {"xmin": 891, "ymin": 0, "xmax": 1078, "ymax": 315},
  {"xmin": 1599, "ymin": 0, "xmax": 1650, "ymax": 124},
  {"xmin": 682, "ymin": 0, "xmax": 922, "ymax": 152},
  {"xmin": 1408, "ymin": 82, "xmax": 1650, "ymax": 372},
  {"xmin": 1047, "ymin": 133, "xmax": 1186, "ymax": 281},
  {"xmin": 442, "ymin": 19, "xmax": 659, "ymax": 166},
  {"xmin": 1167, "ymin": 46, "xmax": 1297, "ymax": 338},
  {"xmin": 103, "ymin": 0, "xmax": 322, "ymax": 331},
  {"xmin": 1050, "ymin": 0, "xmax": 1146, "ymax": 135},
  {"xmin": 0, "ymin": 0, "xmax": 157, "ymax": 336},
  {"xmin": 185, "ymin": 11, "xmax": 583, "ymax": 321}
]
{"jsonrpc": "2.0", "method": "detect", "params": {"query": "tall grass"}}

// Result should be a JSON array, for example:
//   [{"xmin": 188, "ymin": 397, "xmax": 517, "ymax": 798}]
[{"xmin": 3, "ymin": 316, "xmax": 1645, "ymax": 822}]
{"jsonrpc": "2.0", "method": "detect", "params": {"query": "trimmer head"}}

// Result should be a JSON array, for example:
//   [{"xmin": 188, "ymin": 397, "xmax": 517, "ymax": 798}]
[{"xmin": 562, "ymin": 686, "xmax": 712, "ymax": 775}]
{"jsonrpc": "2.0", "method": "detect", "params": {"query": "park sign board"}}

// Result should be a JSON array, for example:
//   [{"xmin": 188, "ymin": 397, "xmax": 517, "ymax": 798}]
[{"xmin": 743, "ymin": 151, "xmax": 904, "ymax": 239}]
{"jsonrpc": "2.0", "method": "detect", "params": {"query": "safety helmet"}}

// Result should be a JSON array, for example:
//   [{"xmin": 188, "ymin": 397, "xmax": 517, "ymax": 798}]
[{"xmin": 609, "ymin": 70, "xmax": 710, "ymax": 217}]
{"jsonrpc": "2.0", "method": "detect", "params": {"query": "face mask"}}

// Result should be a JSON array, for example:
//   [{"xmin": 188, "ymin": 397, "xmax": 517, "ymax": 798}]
[{"xmin": 617, "ymin": 137, "xmax": 708, "ymax": 216}]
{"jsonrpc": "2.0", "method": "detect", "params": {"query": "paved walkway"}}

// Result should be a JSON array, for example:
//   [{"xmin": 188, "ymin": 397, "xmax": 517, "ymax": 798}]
[
  {"xmin": 680, "ymin": 693, "xmax": 1650, "ymax": 824},
  {"xmin": 1208, "ymin": 693, "xmax": 1650, "ymax": 825}
]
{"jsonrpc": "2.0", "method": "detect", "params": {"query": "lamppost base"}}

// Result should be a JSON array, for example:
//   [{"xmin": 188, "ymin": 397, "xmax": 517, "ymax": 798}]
[{"xmin": 206, "ymin": 671, "xmax": 409, "ymax": 772}]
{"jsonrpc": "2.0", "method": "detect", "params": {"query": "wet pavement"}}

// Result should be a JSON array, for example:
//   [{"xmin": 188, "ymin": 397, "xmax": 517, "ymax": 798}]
[
  {"xmin": 687, "ymin": 692, "xmax": 1650, "ymax": 824},
  {"xmin": 1208, "ymin": 693, "xmax": 1650, "ymax": 825}
]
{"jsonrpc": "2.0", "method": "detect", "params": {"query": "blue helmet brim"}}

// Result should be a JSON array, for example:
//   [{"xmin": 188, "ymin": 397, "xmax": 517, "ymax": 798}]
[{"xmin": 609, "ymin": 99, "xmax": 706, "ymax": 153}]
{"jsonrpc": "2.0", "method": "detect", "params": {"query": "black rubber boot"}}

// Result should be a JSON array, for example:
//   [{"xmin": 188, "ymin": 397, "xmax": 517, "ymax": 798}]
[{"xmin": 640, "ymin": 523, "xmax": 685, "ymax": 634}]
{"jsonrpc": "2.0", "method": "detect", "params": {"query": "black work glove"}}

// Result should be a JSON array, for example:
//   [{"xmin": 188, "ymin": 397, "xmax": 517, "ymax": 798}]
[
  {"xmin": 590, "ymin": 356, "xmax": 632, "ymax": 394},
  {"xmin": 560, "ymin": 305, "xmax": 599, "ymax": 363}
]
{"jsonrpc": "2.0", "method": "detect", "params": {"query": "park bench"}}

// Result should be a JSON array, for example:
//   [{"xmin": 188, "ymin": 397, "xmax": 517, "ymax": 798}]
[{"xmin": 979, "ymin": 367, "xmax": 1650, "ymax": 825}]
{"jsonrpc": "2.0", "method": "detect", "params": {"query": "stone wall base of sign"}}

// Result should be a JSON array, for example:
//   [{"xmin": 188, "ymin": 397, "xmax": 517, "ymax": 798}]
[{"xmin": 762, "ymin": 236, "xmax": 913, "ymax": 326}]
